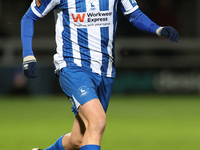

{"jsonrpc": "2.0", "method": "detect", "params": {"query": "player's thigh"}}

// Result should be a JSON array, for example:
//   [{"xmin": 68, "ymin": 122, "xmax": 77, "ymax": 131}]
[{"xmin": 59, "ymin": 66, "xmax": 100, "ymax": 115}]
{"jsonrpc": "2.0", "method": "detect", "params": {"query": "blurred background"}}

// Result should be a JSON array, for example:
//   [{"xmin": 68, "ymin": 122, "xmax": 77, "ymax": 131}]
[
  {"xmin": 1, "ymin": 1, "xmax": 200, "ymax": 150},
  {"xmin": 1, "ymin": 0, "xmax": 200, "ymax": 95}
]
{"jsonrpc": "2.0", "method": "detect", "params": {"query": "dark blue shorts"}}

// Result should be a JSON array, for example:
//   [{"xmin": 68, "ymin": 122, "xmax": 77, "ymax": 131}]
[{"xmin": 59, "ymin": 66, "xmax": 114, "ymax": 115}]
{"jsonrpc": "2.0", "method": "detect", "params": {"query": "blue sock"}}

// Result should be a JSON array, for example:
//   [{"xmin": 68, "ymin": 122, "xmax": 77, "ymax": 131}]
[
  {"xmin": 45, "ymin": 135, "xmax": 65, "ymax": 150},
  {"xmin": 80, "ymin": 145, "xmax": 101, "ymax": 150}
]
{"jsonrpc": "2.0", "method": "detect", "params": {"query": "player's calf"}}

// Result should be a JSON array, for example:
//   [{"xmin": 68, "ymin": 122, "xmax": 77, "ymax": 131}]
[{"xmin": 62, "ymin": 133, "xmax": 82, "ymax": 150}]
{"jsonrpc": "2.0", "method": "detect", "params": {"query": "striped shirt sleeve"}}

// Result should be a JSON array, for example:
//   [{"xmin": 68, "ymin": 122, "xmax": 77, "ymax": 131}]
[
  {"xmin": 119, "ymin": 0, "xmax": 139, "ymax": 15},
  {"xmin": 31, "ymin": 0, "xmax": 61, "ymax": 18}
]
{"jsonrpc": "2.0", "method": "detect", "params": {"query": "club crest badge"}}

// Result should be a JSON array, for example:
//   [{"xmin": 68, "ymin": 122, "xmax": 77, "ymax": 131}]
[
  {"xmin": 77, "ymin": 86, "xmax": 89, "ymax": 97},
  {"xmin": 87, "ymin": 0, "xmax": 99, "ymax": 11}
]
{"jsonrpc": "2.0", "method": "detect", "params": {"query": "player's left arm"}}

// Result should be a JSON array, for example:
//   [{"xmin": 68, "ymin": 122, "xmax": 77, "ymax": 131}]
[{"xmin": 126, "ymin": 8, "xmax": 179, "ymax": 42}]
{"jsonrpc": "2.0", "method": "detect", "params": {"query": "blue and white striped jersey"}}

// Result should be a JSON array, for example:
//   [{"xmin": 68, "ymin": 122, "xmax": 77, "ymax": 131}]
[{"xmin": 31, "ymin": 0, "xmax": 139, "ymax": 78}]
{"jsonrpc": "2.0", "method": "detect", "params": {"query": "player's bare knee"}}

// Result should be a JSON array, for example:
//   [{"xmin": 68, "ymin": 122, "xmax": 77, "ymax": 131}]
[
  {"xmin": 98, "ymin": 118, "xmax": 106, "ymax": 133},
  {"xmin": 98, "ymin": 116, "xmax": 106, "ymax": 128},
  {"xmin": 90, "ymin": 116, "xmax": 107, "ymax": 134}
]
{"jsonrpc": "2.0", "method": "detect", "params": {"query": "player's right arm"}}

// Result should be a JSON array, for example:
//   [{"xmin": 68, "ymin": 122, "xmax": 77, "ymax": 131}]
[
  {"xmin": 21, "ymin": 0, "xmax": 61, "ymax": 78},
  {"xmin": 21, "ymin": 7, "xmax": 39, "ymax": 78}
]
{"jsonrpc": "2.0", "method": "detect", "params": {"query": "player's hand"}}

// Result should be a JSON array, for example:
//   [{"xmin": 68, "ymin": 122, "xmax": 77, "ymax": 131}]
[
  {"xmin": 161, "ymin": 26, "xmax": 179, "ymax": 43},
  {"xmin": 23, "ymin": 55, "xmax": 37, "ymax": 78}
]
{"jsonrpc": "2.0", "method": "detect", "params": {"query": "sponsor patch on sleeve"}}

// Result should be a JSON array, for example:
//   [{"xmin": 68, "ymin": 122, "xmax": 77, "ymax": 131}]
[{"xmin": 35, "ymin": 0, "xmax": 42, "ymax": 7}]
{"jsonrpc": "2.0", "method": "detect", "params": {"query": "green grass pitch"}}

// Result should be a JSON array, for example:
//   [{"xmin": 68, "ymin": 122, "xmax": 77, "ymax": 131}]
[{"xmin": 1, "ymin": 94, "xmax": 200, "ymax": 150}]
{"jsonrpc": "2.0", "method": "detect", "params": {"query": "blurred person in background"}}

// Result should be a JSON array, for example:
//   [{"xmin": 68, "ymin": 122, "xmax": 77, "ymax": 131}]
[
  {"xmin": 21, "ymin": 0, "xmax": 179, "ymax": 150},
  {"xmin": 7, "ymin": 69, "xmax": 30, "ymax": 96}
]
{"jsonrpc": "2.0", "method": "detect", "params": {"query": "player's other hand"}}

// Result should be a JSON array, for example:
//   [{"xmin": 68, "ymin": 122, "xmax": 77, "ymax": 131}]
[
  {"xmin": 161, "ymin": 26, "xmax": 179, "ymax": 43},
  {"xmin": 23, "ymin": 55, "xmax": 37, "ymax": 78}
]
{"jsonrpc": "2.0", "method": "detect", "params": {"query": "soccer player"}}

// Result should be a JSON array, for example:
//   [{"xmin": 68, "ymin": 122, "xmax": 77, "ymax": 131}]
[{"xmin": 21, "ymin": 0, "xmax": 179, "ymax": 150}]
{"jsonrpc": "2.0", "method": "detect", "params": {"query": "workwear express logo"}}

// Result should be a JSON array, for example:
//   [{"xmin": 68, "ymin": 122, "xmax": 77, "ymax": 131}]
[
  {"xmin": 72, "ymin": 13, "xmax": 86, "ymax": 22},
  {"xmin": 71, "ymin": 11, "xmax": 112, "ymax": 28}
]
